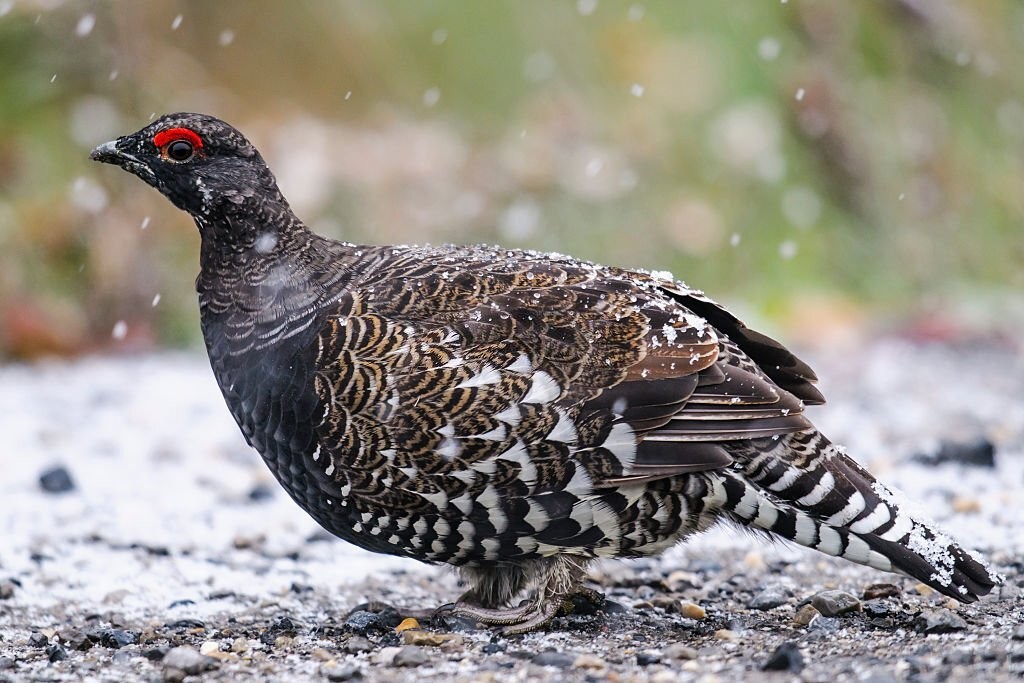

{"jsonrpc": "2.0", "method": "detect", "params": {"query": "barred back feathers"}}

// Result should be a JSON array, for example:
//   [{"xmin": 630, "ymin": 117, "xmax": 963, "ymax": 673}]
[{"xmin": 92, "ymin": 113, "xmax": 998, "ymax": 634}]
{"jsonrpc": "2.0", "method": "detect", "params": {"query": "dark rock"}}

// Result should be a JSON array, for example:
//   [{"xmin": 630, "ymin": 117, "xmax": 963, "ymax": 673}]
[
  {"xmin": 260, "ymin": 614, "xmax": 298, "ymax": 645},
  {"xmin": 61, "ymin": 629, "xmax": 92, "ymax": 651},
  {"xmin": 247, "ymin": 484, "xmax": 275, "ymax": 501},
  {"xmin": 862, "ymin": 583, "xmax": 900, "ymax": 600},
  {"xmin": 39, "ymin": 465, "xmax": 75, "ymax": 493},
  {"xmin": 749, "ymin": 588, "xmax": 790, "ymax": 611},
  {"xmin": 482, "ymin": 642, "xmax": 505, "ymax": 654},
  {"xmin": 162, "ymin": 646, "xmax": 218, "ymax": 675},
  {"xmin": 943, "ymin": 650, "xmax": 975, "ymax": 665},
  {"xmin": 46, "ymin": 644, "xmax": 67, "ymax": 663},
  {"xmin": 862, "ymin": 600, "xmax": 892, "ymax": 619},
  {"xmin": 343, "ymin": 611, "xmax": 383, "ymax": 635},
  {"xmin": 100, "ymin": 629, "xmax": 138, "ymax": 649},
  {"xmin": 0, "ymin": 582, "xmax": 15, "ymax": 600},
  {"xmin": 129, "ymin": 543, "xmax": 170, "ymax": 556},
  {"xmin": 392, "ymin": 645, "xmax": 429, "ymax": 667},
  {"xmin": 165, "ymin": 618, "xmax": 205, "ymax": 629},
  {"xmin": 322, "ymin": 664, "xmax": 363, "ymax": 681},
  {"xmin": 344, "ymin": 636, "xmax": 374, "ymax": 653},
  {"xmin": 29, "ymin": 632, "xmax": 49, "ymax": 647},
  {"xmin": 602, "ymin": 599, "xmax": 631, "ymax": 614},
  {"xmin": 374, "ymin": 607, "xmax": 404, "ymax": 630},
  {"xmin": 762, "ymin": 641, "xmax": 804, "ymax": 672},
  {"xmin": 167, "ymin": 599, "xmax": 195, "ymax": 608},
  {"xmin": 567, "ymin": 590, "xmax": 605, "ymax": 615},
  {"xmin": 636, "ymin": 651, "xmax": 662, "ymax": 666},
  {"xmin": 532, "ymin": 650, "xmax": 576, "ymax": 668},
  {"xmin": 0, "ymin": 656, "xmax": 14, "ymax": 670},
  {"xmin": 812, "ymin": 590, "xmax": 861, "ymax": 617},
  {"xmin": 913, "ymin": 608, "xmax": 968, "ymax": 634},
  {"xmin": 913, "ymin": 438, "xmax": 996, "ymax": 468},
  {"xmin": 143, "ymin": 647, "xmax": 169, "ymax": 661}
]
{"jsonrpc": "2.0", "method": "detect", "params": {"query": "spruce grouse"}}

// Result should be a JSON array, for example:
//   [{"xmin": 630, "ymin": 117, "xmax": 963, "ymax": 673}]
[{"xmin": 91, "ymin": 113, "xmax": 997, "ymax": 633}]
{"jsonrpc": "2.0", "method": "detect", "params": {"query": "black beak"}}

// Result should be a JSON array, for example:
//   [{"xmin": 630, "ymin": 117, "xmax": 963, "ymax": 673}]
[{"xmin": 90, "ymin": 139, "xmax": 125, "ymax": 164}]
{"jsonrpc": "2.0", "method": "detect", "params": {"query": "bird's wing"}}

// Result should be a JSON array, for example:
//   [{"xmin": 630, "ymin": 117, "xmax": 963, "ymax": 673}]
[{"xmin": 309, "ymin": 247, "xmax": 816, "ymax": 509}]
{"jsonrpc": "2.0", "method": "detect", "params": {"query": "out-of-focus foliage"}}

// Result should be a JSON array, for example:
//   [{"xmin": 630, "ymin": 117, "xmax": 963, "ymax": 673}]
[{"xmin": 1, "ymin": 1, "xmax": 1022, "ymax": 360}]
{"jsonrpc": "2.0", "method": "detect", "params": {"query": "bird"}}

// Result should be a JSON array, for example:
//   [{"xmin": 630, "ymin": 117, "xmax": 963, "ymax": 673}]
[{"xmin": 91, "ymin": 113, "xmax": 997, "ymax": 634}]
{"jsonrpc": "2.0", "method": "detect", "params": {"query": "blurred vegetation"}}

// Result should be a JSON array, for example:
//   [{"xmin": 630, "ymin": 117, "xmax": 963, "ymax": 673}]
[{"xmin": 1, "ymin": 0, "xmax": 1022, "ymax": 360}]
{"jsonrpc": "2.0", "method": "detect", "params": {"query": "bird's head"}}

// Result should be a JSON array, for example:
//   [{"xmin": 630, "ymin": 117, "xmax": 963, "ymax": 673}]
[{"xmin": 90, "ymin": 112, "xmax": 287, "ymax": 226}]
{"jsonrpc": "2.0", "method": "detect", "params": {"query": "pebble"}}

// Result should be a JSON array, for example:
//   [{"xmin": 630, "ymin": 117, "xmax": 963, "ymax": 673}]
[
  {"xmin": 29, "ymin": 632, "xmax": 49, "ymax": 647},
  {"xmin": 46, "ymin": 644, "xmax": 68, "ymax": 662},
  {"xmin": 807, "ymin": 616, "xmax": 839, "ymax": 633},
  {"xmin": 0, "ymin": 581, "xmax": 16, "ymax": 600},
  {"xmin": 1012, "ymin": 624, "xmax": 1024, "ymax": 641},
  {"xmin": 572, "ymin": 653, "xmax": 607, "ymax": 671},
  {"xmin": 943, "ymin": 649, "xmax": 975, "ymax": 665},
  {"xmin": 913, "ymin": 437, "xmax": 995, "ymax": 468},
  {"xmin": 678, "ymin": 601, "xmax": 706, "ymax": 620},
  {"xmin": 395, "ymin": 617, "xmax": 420, "ymax": 633},
  {"xmin": 749, "ymin": 587, "xmax": 789, "ymax": 610},
  {"xmin": 100, "ymin": 629, "xmax": 139, "ymax": 649},
  {"xmin": 199, "ymin": 641, "xmax": 221, "ymax": 656},
  {"xmin": 951, "ymin": 496, "xmax": 981, "ymax": 514},
  {"xmin": 650, "ymin": 596, "xmax": 678, "ymax": 611},
  {"xmin": 345, "ymin": 636, "xmax": 374, "ymax": 653},
  {"xmin": 322, "ymin": 664, "xmax": 364, "ymax": 681},
  {"xmin": 392, "ymin": 645, "xmax": 429, "ymax": 667},
  {"xmin": 343, "ymin": 610, "xmax": 383, "ymax": 635},
  {"xmin": 794, "ymin": 604, "xmax": 819, "ymax": 626},
  {"xmin": 230, "ymin": 637, "xmax": 249, "ymax": 653},
  {"xmin": 61, "ymin": 628, "xmax": 93, "ymax": 651},
  {"xmin": 812, "ymin": 590, "xmax": 861, "ymax": 617},
  {"xmin": 664, "ymin": 570, "xmax": 700, "ymax": 591},
  {"xmin": 862, "ymin": 599, "xmax": 892, "ymax": 619},
  {"xmin": 914, "ymin": 608, "xmax": 968, "ymax": 634},
  {"xmin": 663, "ymin": 643, "xmax": 699, "ymax": 660},
  {"xmin": 38, "ymin": 465, "xmax": 75, "ymax": 493},
  {"xmin": 714, "ymin": 629, "xmax": 736, "ymax": 641},
  {"xmin": 0, "ymin": 656, "xmax": 13, "ymax": 670},
  {"xmin": 247, "ymin": 484, "xmax": 275, "ymax": 501},
  {"xmin": 761, "ymin": 641, "xmax": 803, "ymax": 672},
  {"xmin": 401, "ymin": 629, "xmax": 461, "ymax": 647},
  {"xmin": 636, "ymin": 651, "xmax": 662, "ymax": 665},
  {"xmin": 532, "ymin": 650, "xmax": 576, "ymax": 668},
  {"xmin": 162, "ymin": 646, "xmax": 218, "ymax": 679},
  {"xmin": 862, "ymin": 583, "xmax": 900, "ymax": 600},
  {"xmin": 143, "ymin": 647, "xmax": 169, "ymax": 661}
]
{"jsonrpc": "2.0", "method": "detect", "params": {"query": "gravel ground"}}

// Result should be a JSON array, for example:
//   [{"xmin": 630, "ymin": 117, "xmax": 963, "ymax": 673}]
[{"xmin": 1, "ymin": 337, "xmax": 1022, "ymax": 682}]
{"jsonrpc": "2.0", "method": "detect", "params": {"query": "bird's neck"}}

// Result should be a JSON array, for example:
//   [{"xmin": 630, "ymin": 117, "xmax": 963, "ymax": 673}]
[{"xmin": 195, "ymin": 215, "xmax": 358, "ymax": 359}]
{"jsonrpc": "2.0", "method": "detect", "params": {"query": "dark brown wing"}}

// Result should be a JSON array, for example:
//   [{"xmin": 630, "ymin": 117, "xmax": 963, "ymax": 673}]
[{"xmin": 307, "ymin": 246, "xmax": 819, "ymax": 562}]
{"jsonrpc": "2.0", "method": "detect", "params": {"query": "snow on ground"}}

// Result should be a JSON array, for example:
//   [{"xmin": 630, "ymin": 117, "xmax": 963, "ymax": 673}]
[
  {"xmin": 0, "ymin": 339, "xmax": 1021, "ymax": 681},
  {"xmin": 2, "ymin": 342, "xmax": 1021, "ymax": 608},
  {"xmin": 0, "ymin": 354, "xmax": 429, "ymax": 626}
]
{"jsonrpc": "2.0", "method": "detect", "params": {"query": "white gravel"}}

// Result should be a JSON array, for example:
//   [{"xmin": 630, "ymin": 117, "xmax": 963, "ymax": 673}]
[{"xmin": 1, "ymin": 338, "xmax": 1022, "ymax": 681}]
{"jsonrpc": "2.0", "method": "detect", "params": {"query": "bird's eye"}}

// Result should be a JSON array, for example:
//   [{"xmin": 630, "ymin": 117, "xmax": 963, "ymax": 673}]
[{"xmin": 166, "ymin": 139, "xmax": 194, "ymax": 162}]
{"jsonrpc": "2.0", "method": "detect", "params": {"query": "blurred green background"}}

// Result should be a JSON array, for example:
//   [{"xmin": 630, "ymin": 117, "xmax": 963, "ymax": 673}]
[{"xmin": 1, "ymin": 0, "xmax": 1022, "ymax": 360}]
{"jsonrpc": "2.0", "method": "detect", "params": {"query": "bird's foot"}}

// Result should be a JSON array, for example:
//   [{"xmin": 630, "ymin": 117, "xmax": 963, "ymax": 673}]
[{"xmin": 439, "ymin": 586, "xmax": 607, "ymax": 635}]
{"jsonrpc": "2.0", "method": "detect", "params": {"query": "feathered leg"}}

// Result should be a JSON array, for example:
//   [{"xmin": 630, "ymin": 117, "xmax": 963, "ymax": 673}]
[{"xmin": 450, "ymin": 555, "xmax": 592, "ymax": 634}]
